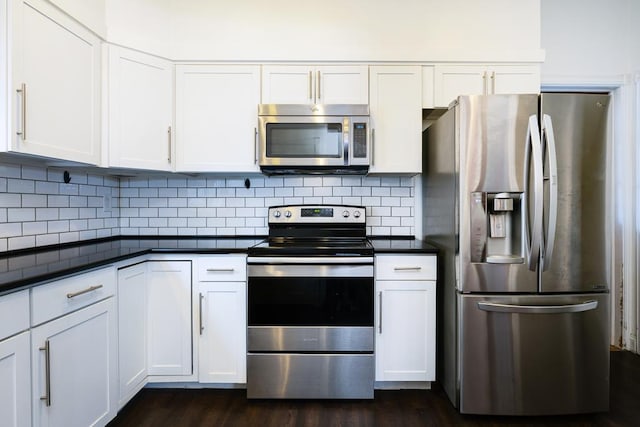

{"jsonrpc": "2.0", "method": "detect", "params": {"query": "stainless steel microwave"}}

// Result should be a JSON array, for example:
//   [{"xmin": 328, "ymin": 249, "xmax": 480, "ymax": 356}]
[{"xmin": 258, "ymin": 104, "xmax": 370, "ymax": 175}]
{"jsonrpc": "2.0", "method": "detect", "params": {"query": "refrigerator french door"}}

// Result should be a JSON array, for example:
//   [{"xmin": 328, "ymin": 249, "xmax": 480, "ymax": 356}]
[{"xmin": 423, "ymin": 93, "xmax": 611, "ymax": 416}]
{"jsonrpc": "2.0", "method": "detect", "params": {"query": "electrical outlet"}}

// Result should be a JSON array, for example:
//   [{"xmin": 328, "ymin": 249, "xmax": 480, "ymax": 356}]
[{"xmin": 103, "ymin": 194, "xmax": 112, "ymax": 214}]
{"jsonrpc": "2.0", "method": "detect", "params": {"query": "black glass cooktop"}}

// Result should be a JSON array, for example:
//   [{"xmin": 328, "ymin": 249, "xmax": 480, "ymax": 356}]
[{"xmin": 249, "ymin": 237, "xmax": 373, "ymax": 257}]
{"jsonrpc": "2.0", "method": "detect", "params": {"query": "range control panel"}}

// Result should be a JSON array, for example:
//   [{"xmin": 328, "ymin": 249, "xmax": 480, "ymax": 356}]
[{"xmin": 268, "ymin": 205, "xmax": 366, "ymax": 224}]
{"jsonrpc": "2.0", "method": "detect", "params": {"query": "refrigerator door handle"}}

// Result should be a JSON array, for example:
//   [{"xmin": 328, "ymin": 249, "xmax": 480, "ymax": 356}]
[
  {"xmin": 477, "ymin": 300, "xmax": 598, "ymax": 314},
  {"xmin": 541, "ymin": 114, "xmax": 558, "ymax": 271},
  {"xmin": 524, "ymin": 115, "xmax": 543, "ymax": 271}
]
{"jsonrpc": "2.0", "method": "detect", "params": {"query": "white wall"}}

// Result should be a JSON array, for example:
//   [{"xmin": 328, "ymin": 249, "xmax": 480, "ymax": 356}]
[
  {"xmin": 105, "ymin": 0, "xmax": 542, "ymax": 62},
  {"xmin": 540, "ymin": 0, "xmax": 638, "ymax": 81}
]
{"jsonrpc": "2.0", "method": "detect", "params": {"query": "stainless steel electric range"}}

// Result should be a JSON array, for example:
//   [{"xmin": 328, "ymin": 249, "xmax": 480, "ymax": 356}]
[{"xmin": 246, "ymin": 205, "xmax": 374, "ymax": 399}]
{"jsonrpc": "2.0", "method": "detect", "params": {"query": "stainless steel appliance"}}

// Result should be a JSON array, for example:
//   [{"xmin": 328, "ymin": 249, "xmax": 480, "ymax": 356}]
[
  {"xmin": 258, "ymin": 104, "xmax": 370, "ymax": 175},
  {"xmin": 247, "ymin": 205, "xmax": 374, "ymax": 399},
  {"xmin": 422, "ymin": 93, "xmax": 611, "ymax": 415}
]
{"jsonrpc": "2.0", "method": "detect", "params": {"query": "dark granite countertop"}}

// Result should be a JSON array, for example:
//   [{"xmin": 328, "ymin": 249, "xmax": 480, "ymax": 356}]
[
  {"xmin": 369, "ymin": 237, "xmax": 440, "ymax": 254},
  {"xmin": 0, "ymin": 236, "xmax": 263, "ymax": 295},
  {"xmin": 0, "ymin": 236, "xmax": 438, "ymax": 296}
]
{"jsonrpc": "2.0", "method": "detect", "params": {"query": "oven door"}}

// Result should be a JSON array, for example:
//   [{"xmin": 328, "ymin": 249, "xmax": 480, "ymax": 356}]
[
  {"xmin": 247, "ymin": 256, "xmax": 375, "ymax": 399},
  {"xmin": 247, "ymin": 257, "xmax": 374, "ymax": 352}
]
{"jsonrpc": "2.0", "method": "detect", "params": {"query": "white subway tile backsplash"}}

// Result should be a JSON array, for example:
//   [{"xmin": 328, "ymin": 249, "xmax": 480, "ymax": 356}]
[
  {"xmin": 0, "ymin": 193, "xmax": 21, "ymax": 207},
  {"xmin": 1, "ymin": 160, "xmax": 417, "ymax": 251}
]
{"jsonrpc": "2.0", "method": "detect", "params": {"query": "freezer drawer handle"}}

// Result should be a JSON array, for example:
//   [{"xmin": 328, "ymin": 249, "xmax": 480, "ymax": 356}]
[{"xmin": 477, "ymin": 300, "xmax": 598, "ymax": 314}]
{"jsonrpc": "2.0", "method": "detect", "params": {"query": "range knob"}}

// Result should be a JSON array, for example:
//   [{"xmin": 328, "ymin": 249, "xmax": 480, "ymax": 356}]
[
  {"xmin": 353, "ymin": 210, "xmax": 361, "ymax": 218},
  {"xmin": 285, "ymin": 210, "xmax": 292, "ymax": 218},
  {"xmin": 273, "ymin": 210, "xmax": 281, "ymax": 218},
  {"xmin": 342, "ymin": 210, "xmax": 350, "ymax": 218}
]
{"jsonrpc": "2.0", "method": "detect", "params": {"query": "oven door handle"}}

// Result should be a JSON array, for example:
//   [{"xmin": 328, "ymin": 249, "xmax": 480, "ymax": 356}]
[{"xmin": 247, "ymin": 256, "xmax": 374, "ymax": 265}]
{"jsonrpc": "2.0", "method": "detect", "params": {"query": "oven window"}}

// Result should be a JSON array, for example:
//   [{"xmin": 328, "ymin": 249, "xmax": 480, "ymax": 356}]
[
  {"xmin": 248, "ymin": 277, "xmax": 373, "ymax": 326},
  {"xmin": 266, "ymin": 123, "xmax": 342, "ymax": 158}
]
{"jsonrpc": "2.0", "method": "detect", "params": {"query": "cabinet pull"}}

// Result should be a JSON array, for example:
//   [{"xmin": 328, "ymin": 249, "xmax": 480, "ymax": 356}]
[
  {"xmin": 482, "ymin": 71, "xmax": 488, "ymax": 95},
  {"xmin": 16, "ymin": 83, "xmax": 26, "ymax": 139},
  {"xmin": 40, "ymin": 340, "xmax": 51, "ymax": 407},
  {"xmin": 254, "ymin": 127, "xmax": 258, "ymax": 164},
  {"xmin": 66, "ymin": 284, "xmax": 103, "ymax": 299},
  {"xmin": 316, "ymin": 70, "xmax": 321, "ymax": 101},
  {"xmin": 199, "ymin": 293, "xmax": 204, "ymax": 334},
  {"xmin": 308, "ymin": 71, "xmax": 313, "ymax": 101},
  {"xmin": 394, "ymin": 266, "xmax": 422, "ymax": 271},
  {"xmin": 206, "ymin": 268, "xmax": 235, "ymax": 272},
  {"xmin": 167, "ymin": 126, "xmax": 172, "ymax": 163},
  {"xmin": 490, "ymin": 71, "xmax": 496, "ymax": 94},
  {"xmin": 378, "ymin": 291, "xmax": 383, "ymax": 334}
]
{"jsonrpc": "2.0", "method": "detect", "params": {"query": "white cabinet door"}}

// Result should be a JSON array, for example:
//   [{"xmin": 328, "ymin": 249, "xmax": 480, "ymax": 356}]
[
  {"xmin": 198, "ymin": 282, "xmax": 247, "ymax": 383},
  {"xmin": 10, "ymin": 0, "xmax": 101, "ymax": 164},
  {"xmin": 175, "ymin": 65, "xmax": 260, "ymax": 172},
  {"xmin": 0, "ymin": 332, "xmax": 31, "ymax": 427},
  {"xmin": 117, "ymin": 263, "xmax": 148, "ymax": 408},
  {"xmin": 369, "ymin": 66, "xmax": 422, "ymax": 174},
  {"xmin": 107, "ymin": 45, "xmax": 173, "ymax": 171},
  {"xmin": 147, "ymin": 261, "xmax": 192, "ymax": 377},
  {"xmin": 315, "ymin": 65, "xmax": 368, "ymax": 104},
  {"xmin": 32, "ymin": 298, "xmax": 117, "ymax": 427},
  {"xmin": 375, "ymin": 280, "xmax": 436, "ymax": 382},
  {"xmin": 491, "ymin": 65, "xmax": 540, "ymax": 95},
  {"xmin": 434, "ymin": 64, "xmax": 540, "ymax": 107},
  {"xmin": 434, "ymin": 65, "xmax": 486, "ymax": 107},
  {"xmin": 261, "ymin": 65, "xmax": 368, "ymax": 104}
]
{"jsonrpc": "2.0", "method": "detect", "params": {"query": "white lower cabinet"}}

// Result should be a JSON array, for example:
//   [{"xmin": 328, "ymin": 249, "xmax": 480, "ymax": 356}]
[
  {"xmin": 117, "ymin": 263, "xmax": 148, "ymax": 408},
  {"xmin": 147, "ymin": 260, "xmax": 192, "ymax": 377},
  {"xmin": 197, "ymin": 255, "xmax": 247, "ymax": 384},
  {"xmin": 31, "ymin": 298, "xmax": 117, "ymax": 427},
  {"xmin": 375, "ymin": 255, "xmax": 436, "ymax": 383},
  {"xmin": 0, "ymin": 331, "xmax": 31, "ymax": 427}
]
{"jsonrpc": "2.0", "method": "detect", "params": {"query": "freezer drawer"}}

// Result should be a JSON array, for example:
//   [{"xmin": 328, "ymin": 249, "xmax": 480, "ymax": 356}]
[{"xmin": 459, "ymin": 293, "xmax": 609, "ymax": 415}]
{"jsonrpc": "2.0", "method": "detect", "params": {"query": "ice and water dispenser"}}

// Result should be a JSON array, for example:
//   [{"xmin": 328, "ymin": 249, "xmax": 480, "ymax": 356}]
[{"xmin": 469, "ymin": 192, "xmax": 524, "ymax": 264}]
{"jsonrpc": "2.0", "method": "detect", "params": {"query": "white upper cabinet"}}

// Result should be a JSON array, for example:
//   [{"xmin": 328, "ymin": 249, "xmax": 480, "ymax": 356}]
[
  {"xmin": 175, "ymin": 64, "xmax": 260, "ymax": 173},
  {"xmin": 8, "ymin": 0, "xmax": 101, "ymax": 164},
  {"xmin": 368, "ymin": 66, "xmax": 422, "ymax": 175},
  {"xmin": 434, "ymin": 64, "xmax": 540, "ymax": 107},
  {"xmin": 106, "ymin": 45, "xmax": 173, "ymax": 171},
  {"xmin": 261, "ymin": 65, "xmax": 368, "ymax": 105}
]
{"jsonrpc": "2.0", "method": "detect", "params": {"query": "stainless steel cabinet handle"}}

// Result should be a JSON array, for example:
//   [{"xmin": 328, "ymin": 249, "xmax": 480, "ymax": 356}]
[
  {"xmin": 316, "ymin": 70, "xmax": 321, "ymax": 101},
  {"xmin": 482, "ymin": 71, "xmax": 488, "ymax": 95},
  {"xmin": 490, "ymin": 71, "xmax": 496, "ymax": 94},
  {"xmin": 477, "ymin": 300, "xmax": 598, "ymax": 314},
  {"xmin": 254, "ymin": 127, "xmax": 258, "ymax": 164},
  {"xmin": 206, "ymin": 268, "xmax": 235, "ymax": 272},
  {"xmin": 40, "ymin": 340, "xmax": 51, "ymax": 407},
  {"xmin": 393, "ymin": 267, "xmax": 422, "ymax": 271},
  {"xmin": 66, "ymin": 284, "xmax": 103, "ymax": 299},
  {"xmin": 541, "ymin": 114, "xmax": 558, "ymax": 272},
  {"xmin": 199, "ymin": 293, "xmax": 204, "ymax": 334},
  {"xmin": 17, "ymin": 83, "xmax": 26, "ymax": 139},
  {"xmin": 378, "ymin": 291, "xmax": 383, "ymax": 334},
  {"xmin": 167, "ymin": 126, "xmax": 172, "ymax": 163},
  {"xmin": 308, "ymin": 71, "xmax": 313, "ymax": 101}
]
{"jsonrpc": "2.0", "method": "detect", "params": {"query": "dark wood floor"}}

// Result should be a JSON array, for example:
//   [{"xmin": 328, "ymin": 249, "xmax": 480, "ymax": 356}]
[{"xmin": 108, "ymin": 350, "xmax": 640, "ymax": 427}]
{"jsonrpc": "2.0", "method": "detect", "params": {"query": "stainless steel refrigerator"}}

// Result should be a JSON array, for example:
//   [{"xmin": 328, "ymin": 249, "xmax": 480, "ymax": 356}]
[{"xmin": 422, "ymin": 93, "xmax": 611, "ymax": 415}]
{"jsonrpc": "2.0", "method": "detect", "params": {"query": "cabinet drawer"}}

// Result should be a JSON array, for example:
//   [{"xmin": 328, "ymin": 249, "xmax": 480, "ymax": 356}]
[
  {"xmin": 375, "ymin": 255, "xmax": 436, "ymax": 281},
  {"xmin": 197, "ymin": 255, "xmax": 246, "ymax": 282},
  {"xmin": 0, "ymin": 289, "xmax": 30, "ymax": 340},
  {"xmin": 31, "ymin": 267, "xmax": 116, "ymax": 326}
]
